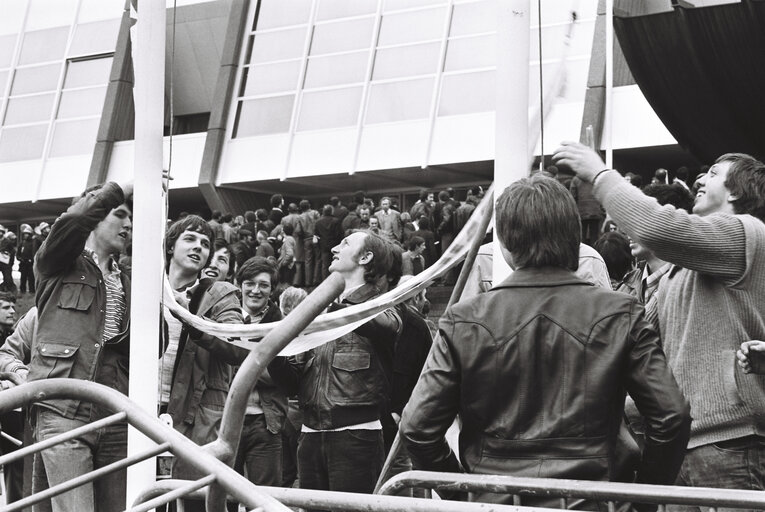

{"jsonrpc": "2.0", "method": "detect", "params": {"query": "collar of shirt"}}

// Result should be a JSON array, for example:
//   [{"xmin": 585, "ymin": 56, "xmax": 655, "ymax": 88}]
[
  {"xmin": 83, "ymin": 248, "xmax": 121, "ymax": 277},
  {"xmin": 339, "ymin": 283, "xmax": 365, "ymax": 303},
  {"xmin": 242, "ymin": 305, "xmax": 268, "ymax": 324},
  {"xmin": 644, "ymin": 262, "xmax": 671, "ymax": 290}
]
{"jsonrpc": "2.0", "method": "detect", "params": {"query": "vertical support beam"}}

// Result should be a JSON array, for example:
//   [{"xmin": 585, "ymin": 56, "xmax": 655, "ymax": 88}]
[
  {"xmin": 88, "ymin": 0, "xmax": 136, "ymax": 188},
  {"xmin": 198, "ymin": 0, "xmax": 250, "ymax": 213},
  {"xmin": 126, "ymin": 0, "xmax": 165, "ymax": 507},
  {"xmin": 580, "ymin": 0, "xmax": 607, "ymax": 145},
  {"xmin": 493, "ymin": 0, "xmax": 530, "ymax": 284},
  {"xmin": 604, "ymin": 0, "xmax": 614, "ymax": 167}
]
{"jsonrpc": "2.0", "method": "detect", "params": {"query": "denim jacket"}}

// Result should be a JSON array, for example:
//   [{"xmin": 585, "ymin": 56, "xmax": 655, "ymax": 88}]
[
  {"xmin": 30, "ymin": 182, "xmax": 131, "ymax": 418},
  {"xmin": 269, "ymin": 283, "xmax": 402, "ymax": 430}
]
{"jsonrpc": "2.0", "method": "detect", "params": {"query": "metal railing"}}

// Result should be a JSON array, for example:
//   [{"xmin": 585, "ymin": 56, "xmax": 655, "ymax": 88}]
[{"xmin": 378, "ymin": 471, "xmax": 765, "ymax": 511}]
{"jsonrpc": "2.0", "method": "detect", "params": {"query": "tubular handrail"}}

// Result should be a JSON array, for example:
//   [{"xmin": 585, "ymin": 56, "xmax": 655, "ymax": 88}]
[
  {"xmin": 5, "ymin": 441, "xmax": 170, "ymax": 512},
  {"xmin": 0, "ymin": 379, "xmax": 291, "ymax": 512},
  {"xmin": 204, "ymin": 271, "xmax": 345, "ymax": 511},
  {"xmin": 0, "ymin": 411, "xmax": 126, "ymax": 467},
  {"xmin": 378, "ymin": 471, "xmax": 765, "ymax": 509},
  {"xmin": 133, "ymin": 480, "xmax": 562, "ymax": 512},
  {"xmin": 129, "ymin": 475, "xmax": 216, "ymax": 512}
]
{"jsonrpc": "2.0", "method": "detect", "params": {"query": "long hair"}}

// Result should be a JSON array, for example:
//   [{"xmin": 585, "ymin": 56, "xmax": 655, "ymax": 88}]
[{"xmin": 165, "ymin": 215, "xmax": 214, "ymax": 271}]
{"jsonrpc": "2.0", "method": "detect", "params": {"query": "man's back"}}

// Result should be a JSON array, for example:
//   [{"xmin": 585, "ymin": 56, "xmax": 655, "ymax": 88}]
[{"xmin": 401, "ymin": 266, "xmax": 690, "ymax": 492}]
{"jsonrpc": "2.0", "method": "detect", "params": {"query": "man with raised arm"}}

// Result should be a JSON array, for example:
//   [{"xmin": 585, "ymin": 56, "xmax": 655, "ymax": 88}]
[
  {"xmin": 400, "ymin": 175, "xmax": 690, "ymax": 508},
  {"xmin": 32, "ymin": 181, "xmax": 133, "ymax": 512},
  {"xmin": 554, "ymin": 142, "xmax": 765, "ymax": 502}
]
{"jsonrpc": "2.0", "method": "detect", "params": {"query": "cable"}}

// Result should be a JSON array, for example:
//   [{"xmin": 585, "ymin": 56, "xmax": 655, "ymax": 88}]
[{"xmin": 537, "ymin": 0, "xmax": 544, "ymax": 171}]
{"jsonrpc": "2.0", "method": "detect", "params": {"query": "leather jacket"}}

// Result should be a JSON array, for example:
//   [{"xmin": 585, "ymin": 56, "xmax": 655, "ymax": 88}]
[
  {"xmin": 401, "ymin": 267, "xmax": 690, "ymax": 488},
  {"xmin": 269, "ymin": 283, "xmax": 402, "ymax": 430}
]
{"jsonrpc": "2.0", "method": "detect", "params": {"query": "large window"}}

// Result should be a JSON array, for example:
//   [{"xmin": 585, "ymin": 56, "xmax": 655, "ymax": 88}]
[
  {"xmin": 230, "ymin": 0, "xmax": 500, "ymax": 141},
  {"xmin": 0, "ymin": 0, "xmax": 121, "ymax": 163}
]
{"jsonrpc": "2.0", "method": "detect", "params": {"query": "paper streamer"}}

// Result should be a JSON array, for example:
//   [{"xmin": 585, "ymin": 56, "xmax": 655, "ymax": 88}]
[{"xmin": 163, "ymin": 184, "xmax": 495, "ymax": 356}]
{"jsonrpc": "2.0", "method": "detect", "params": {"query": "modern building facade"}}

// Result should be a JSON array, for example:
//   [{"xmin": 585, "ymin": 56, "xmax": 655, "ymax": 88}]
[{"xmin": 0, "ymin": 0, "xmax": 730, "ymax": 226}]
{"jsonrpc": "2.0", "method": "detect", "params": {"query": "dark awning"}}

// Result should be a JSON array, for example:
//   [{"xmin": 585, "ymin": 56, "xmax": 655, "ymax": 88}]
[{"xmin": 614, "ymin": 1, "xmax": 765, "ymax": 163}]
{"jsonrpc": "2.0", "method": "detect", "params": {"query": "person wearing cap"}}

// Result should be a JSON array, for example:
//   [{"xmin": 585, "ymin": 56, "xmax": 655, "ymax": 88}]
[
  {"xmin": 17, "ymin": 224, "xmax": 37, "ymax": 294},
  {"xmin": 33, "ymin": 222, "xmax": 50, "ymax": 253}
]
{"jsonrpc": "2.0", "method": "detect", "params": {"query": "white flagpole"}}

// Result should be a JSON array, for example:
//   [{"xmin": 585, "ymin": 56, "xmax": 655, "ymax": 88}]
[
  {"xmin": 126, "ymin": 0, "xmax": 165, "ymax": 507},
  {"xmin": 494, "ymin": 0, "xmax": 531, "ymax": 284},
  {"xmin": 605, "ymin": 0, "xmax": 614, "ymax": 168}
]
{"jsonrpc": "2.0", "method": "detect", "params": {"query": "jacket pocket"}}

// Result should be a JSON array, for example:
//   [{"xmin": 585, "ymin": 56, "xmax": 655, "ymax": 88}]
[
  {"xmin": 28, "ymin": 343, "xmax": 79, "ymax": 381},
  {"xmin": 200, "ymin": 377, "xmax": 229, "ymax": 412},
  {"xmin": 57, "ymin": 275, "xmax": 97, "ymax": 311},
  {"xmin": 328, "ymin": 351, "xmax": 380, "ymax": 406}
]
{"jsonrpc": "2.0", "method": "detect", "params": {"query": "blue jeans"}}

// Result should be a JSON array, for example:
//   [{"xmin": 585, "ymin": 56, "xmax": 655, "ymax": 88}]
[
  {"xmin": 34, "ymin": 407, "xmax": 127, "ymax": 512},
  {"xmin": 670, "ymin": 436, "xmax": 765, "ymax": 512},
  {"xmin": 298, "ymin": 430, "xmax": 384, "ymax": 495}
]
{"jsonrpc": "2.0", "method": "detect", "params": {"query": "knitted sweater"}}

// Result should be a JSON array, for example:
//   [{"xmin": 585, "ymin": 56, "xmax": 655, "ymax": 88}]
[{"xmin": 594, "ymin": 171, "xmax": 765, "ymax": 448}]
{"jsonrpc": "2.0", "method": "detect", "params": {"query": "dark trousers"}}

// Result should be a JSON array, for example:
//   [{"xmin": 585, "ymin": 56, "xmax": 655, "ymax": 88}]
[
  {"xmin": 319, "ymin": 250, "xmax": 332, "ymax": 283},
  {"xmin": 302, "ymin": 238, "xmax": 316, "ymax": 286},
  {"xmin": 0, "ymin": 263, "xmax": 15, "ymax": 292},
  {"xmin": 19, "ymin": 261, "xmax": 35, "ymax": 293},
  {"xmin": 1, "ymin": 410, "xmax": 24, "ymax": 503},
  {"xmin": 669, "ymin": 435, "xmax": 765, "ymax": 512},
  {"xmin": 234, "ymin": 414, "xmax": 282, "ymax": 486},
  {"xmin": 298, "ymin": 430, "xmax": 384, "ymax": 496}
]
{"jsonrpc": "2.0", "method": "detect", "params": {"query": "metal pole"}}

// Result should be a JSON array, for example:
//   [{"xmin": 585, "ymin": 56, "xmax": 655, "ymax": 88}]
[
  {"xmin": 493, "ymin": 0, "xmax": 531, "ymax": 284},
  {"xmin": 127, "ymin": 0, "xmax": 166, "ymax": 507},
  {"xmin": 604, "ymin": 0, "xmax": 614, "ymax": 168}
]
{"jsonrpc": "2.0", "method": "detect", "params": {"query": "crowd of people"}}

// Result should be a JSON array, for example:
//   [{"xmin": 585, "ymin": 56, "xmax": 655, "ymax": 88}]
[{"xmin": 0, "ymin": 143, "xmax": 762, "ymax": 512}]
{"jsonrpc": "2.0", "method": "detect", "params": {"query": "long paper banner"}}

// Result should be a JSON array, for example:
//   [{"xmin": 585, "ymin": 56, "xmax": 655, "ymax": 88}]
[{"xmin": 163, "ymin": 184, "xmax": 495, "ymax": 356}]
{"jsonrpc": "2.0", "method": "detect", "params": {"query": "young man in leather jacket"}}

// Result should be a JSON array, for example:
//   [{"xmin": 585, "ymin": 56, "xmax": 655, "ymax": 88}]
[
  {"xmin": 269, "ymin": 230, "xmax": 402, "ymax": 497},
  {"xmin": 400, "ymin": 175, "xmax": 691, "ymax": 507}
]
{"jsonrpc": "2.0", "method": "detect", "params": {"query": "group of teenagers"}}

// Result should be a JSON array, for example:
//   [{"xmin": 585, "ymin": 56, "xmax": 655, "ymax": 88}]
[{"xmin": 1, "ymin": 140, "xmax": 765, "ymax": 512}]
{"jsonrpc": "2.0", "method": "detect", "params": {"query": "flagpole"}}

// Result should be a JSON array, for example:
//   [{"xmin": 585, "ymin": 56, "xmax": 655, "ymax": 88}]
[
  {"xmin": 494, "ymin": 0, "xmax": 531, "ymax": 283},
  {"xmin": 126, "ymin": 0, "xmax": 165, "ymax": 507}
]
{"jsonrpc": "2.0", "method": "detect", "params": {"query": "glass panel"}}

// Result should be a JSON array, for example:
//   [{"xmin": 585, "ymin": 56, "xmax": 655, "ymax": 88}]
[
  {"xmin": 366, "ymin": 78, "xmax": 433, "ymax": 123},
  {"xmin": 298, "ymin": 86, "xmax": 362, "ymax": 131},
  {"xmin": 240, "ymin": 61, "xmax": 301, "ymax": 96},
  {"xmin": 57, "ymin": 87, "xmax": 107, "ymax": 118},
  {"xmin": 0, "ymin": 0, "xmax": 27, "ymax": 36},
  {"xmin": 78, "ymin": 0, "xmax": 124, "ymax": 24},
  {"xmin": 378, "ymin": 7, "xmax": 447, "ymax": 46},
  {"xmin": 4, "ymin": 93, "xmax": 55, "ymax": 124},
  {"xmin": 438, "ymin": 70, "xmax": 495, "ymax": 116},
  {"xmin": 0, "ymin": 34, "xmax": 18, "ymax": 68},
  {"xmin": 384, "ymin": 0, "xmax": 447, "ymax": 12},
  {"xmin": 10, "ymin": 63, "xmax": 61, "ymax": 95},
  {"xmin": 69, "ymin": 19, "xmax": 120, "ymax": 56},
  {"xmin": 249, "ymin": 29, "xmax": 307, "ymax": 64},
  {"xmin": 0, "ymin": 124, "xmax": 47, "ymax": 162},
  {"xmin": 49, "ymin": 118, "xmax": 99, "ymax": 157},
  {"xmin": 26, "ymin": 0, "xmax": 77, "ymax": 31},
  {"xmin": 304, "ymin": 52, "xmax": 368, "ymax": 88},
  {"xmin": 18, "ymin": 27, "xmax": 69, "ymax": 65},
  {"xmin": 373, "ymin": 43, "xmax": 439, "ymax": 80},
  {"xmin": 234, "ymin": 95, "xmax": 294, "ymax": 137},
  {"xmin": 444, "ymin": 34, "xmax": 495, "ymax": 71},
  {"xmin": 310, "ymin": 17, "xmax": 374, "ymax": 55},
  {"xmin": 255, "ymin": 0, "xmax": 311, "ymax": 30},
  {"xmin": 64, "ymin": 57, "xmax": 114, "ymax": 88},
  {"xmin": 0, "ymin": 71, "xmax": 8, "ymax": 98},
  {"xmin": 450, "ymin": 0, "xmax": 496, "ymax": 37},
  {"xmin": 316, "ymin": 0, "xmax": 377, "ymax": 21}
]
